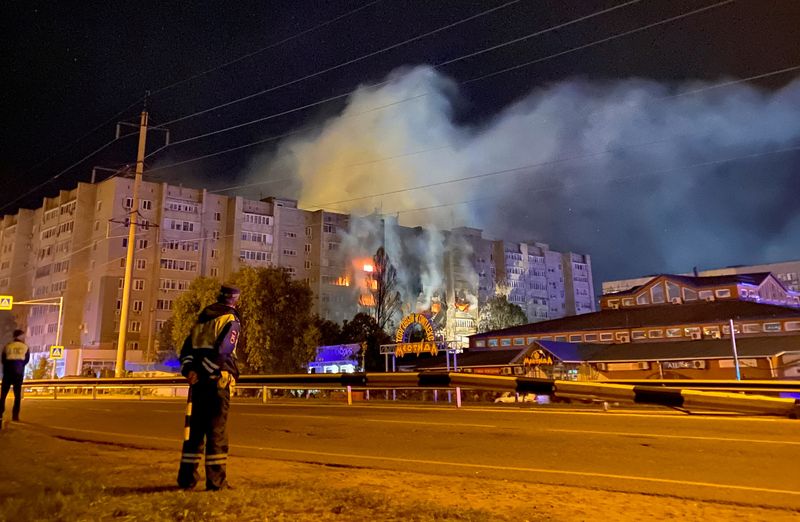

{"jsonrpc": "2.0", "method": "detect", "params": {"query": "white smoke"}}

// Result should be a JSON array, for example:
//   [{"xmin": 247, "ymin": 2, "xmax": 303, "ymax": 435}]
[{"xmin": 244, "ymin": 65, "xmax": 800, "ymax": 289}]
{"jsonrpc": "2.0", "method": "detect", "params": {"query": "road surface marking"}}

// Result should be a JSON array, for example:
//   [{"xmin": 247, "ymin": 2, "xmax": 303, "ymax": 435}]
[
  {"xmin": 546, "ymin": 428, "xmax": 800, "ymax": 446},
  {"xmin": 241, "ymin": 413, "xmax": 334, "ymax": 420},
  {"xmin": 38, "ymin": 424, "xmax": 800, "ymax": 498},
  {"xmin": 363, "ymin": 418, "xmax": 497, "ymax": 428}
]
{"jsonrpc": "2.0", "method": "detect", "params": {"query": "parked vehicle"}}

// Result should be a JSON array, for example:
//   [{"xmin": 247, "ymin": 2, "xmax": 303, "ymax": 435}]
[{"xmin": 494, "ymin": 392, "xmax": 537, "ymax": 403}]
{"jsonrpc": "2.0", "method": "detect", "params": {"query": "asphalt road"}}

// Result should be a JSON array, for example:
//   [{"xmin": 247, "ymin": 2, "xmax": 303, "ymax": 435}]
[{"xmin": 18, "ymin": 397, "xmax": 800, "ymax": 509}]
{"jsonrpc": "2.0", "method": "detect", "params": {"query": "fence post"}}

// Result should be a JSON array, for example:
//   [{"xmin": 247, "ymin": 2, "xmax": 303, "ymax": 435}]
[
  {"xmin": 347, "ymin": 386, "xmax": 353, "ymax": 406},
  {"xmin": 434, "ymin": 389, "xmax": 438, "ymax": 403},
  {"xmin": 92, "ymin": 386, "xmax": 97, "ymax": 400},
  {"xmin": 53, "ymin": 386, "xmax": 58, "ymax": 400},
  {"xmin": 456, "ymin": 387, "xmax": 462, "ymax": 408},
  {"xmin": 262, "ymin": 386, "xmax": 267, "ymax": 403},
  {"xmin": 139, "ymin": 386, "xmax": 143, "ymax": 401}
]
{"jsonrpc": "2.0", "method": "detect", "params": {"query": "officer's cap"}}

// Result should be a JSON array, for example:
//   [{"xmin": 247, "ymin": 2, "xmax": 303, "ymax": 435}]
[{"xmin": 218, "ymin": 284, "xmax": 241, "ymax": 303}]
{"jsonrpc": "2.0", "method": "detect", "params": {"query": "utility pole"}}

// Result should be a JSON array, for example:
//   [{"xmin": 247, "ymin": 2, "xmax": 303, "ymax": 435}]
[{"xmin": 115, "ymin": 105, "xmax": 149, "ymax": 377}]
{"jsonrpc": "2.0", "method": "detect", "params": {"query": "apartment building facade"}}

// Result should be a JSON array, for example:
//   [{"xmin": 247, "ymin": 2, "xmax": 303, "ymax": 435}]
[{"xmin": 0, "ymin": 176, "xmax": 595, "ymax": 374}]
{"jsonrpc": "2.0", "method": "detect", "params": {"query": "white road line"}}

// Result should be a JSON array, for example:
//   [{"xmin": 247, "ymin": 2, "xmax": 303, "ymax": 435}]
[
  {"xmin": 546, "ymin": 428, "xmax": 800, "ymax": 446},
  {"xmin": 241, "ymin": 413, "xmax": 334, "ymax": 420},
  {"xmin": 38, "ymin": 425, "xmax": 800, "ymax": 498},
  {"xmin": 363, "ymin": 418, "xmax": 497, "ymax": 428}
]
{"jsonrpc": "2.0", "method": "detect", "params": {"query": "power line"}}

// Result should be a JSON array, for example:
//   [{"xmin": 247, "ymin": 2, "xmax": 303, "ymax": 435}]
[
  {"xmin": 0, "ymin": 133, "xmax": 139, "ymax": 214},
  {"xmin": 161, "ymin": 0, "xmax": 521, "ymax": 126},
  {"xmin": 376, "ymin": 145, "xmax": 800, "ymax": 218},
  {"xmin": 148, "ymin": 1, "xmax": 384, "ymax": 98},
  {"xmin": 143, "ymin": 3, "xmax": 776, "ymax": 179},
  {"xmin": 308, "ymin": 144, "xmax": 800, "ymax": 210},
  {"xmin": 148, "ymin": 0, "xmax": 641, "ymax": 157},
  {"xmin": 463, "ymin": 0, "xmax": 734, "ymax": 85}
]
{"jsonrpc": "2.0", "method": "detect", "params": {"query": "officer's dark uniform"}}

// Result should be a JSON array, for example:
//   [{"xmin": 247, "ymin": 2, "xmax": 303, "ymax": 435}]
[
  {"xmin": 177, "ymin": 286, "xmax": 241, "ymax": 490},
  {"xmin": 1, "ymin": 330, "xmax": 30, "ymax": 423}
]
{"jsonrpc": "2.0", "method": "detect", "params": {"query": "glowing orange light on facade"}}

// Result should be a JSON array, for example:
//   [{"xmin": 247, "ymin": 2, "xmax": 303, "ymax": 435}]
[
  {"xmin": 455, "ymin": 302, "xmax": 470, "ymax": 312},
  {"xmin": 363, "ymin": 263, "xmax": 374, "ymax": 273},
  {"xmin": 430, "ymin": 302, "xmax": 442, "ymax": 314}
]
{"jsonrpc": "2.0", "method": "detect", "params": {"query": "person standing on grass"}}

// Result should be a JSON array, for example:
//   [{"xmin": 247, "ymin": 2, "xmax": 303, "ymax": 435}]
[
  {"xmin": 1, "ymin": 329, "xmax": 30, "ymax": 425},
  {"xmin": 177, "ymin": 285, "xmax": 241, "ymax": 491}
]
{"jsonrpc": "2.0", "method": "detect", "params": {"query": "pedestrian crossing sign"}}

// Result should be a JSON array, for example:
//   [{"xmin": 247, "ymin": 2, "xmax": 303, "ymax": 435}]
[
  {"xmin": 49, "ymin": 345, "xmax": 64, "ymax": 360},
  {"xmin": 0, "ymin": 295, "xmax": 12, "ymax": 310}
]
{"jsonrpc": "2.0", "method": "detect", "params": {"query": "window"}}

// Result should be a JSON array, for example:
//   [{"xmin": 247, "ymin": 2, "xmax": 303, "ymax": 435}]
[
  {"xmin": 137, "ymin": 239, "xmax": 148, "ymax": 249},
  {"xmin": 666, "ymin": 328, "xmax": 682, "ymax": 338},
  {"xmin": 666, "ymin": 281, "xmax": 681, "ymax": 301},
  {"xmin": 583, "ymin": 334, "xmax": 598, "ymax": 342},
  {"xmin": 127, "ymin": 341, "xmax": 140, "ymax": 351},
  {"xmin": 599, "ymin": 333, "xmax": 614, "ymax": 342},
  {"xmin": 763, "ymin": 322, "xmax": 781, "ymax": 333},
  {"xmin": 211, "ymin": 249, "xmax": 218, "ymax": 259},
  {"xmin": 488, "ymin": 339, "xmax": 498, "ymax": 347},
  {"xmin": 156, "ymin": 299, "xmax": 173, "ymax": 311},
  {"xmin": 743, "ymin": 323, "xmax": 761, "ymax": 334},
  {"xmin": 140, "ymin": 200, "xmax": 152, "ymax": 210},
  {"xmin": 513, "ymin": 337, "xmax": 526, "ymax": 346},
  {"xmin": 241, "ymin": 231, "xmax": 272, "ymax": 244},
  {"xmin": 323, "ymin": 224, "xmax": 335, "ymax": 234},
  {"xmin": 715, "ymin": 289, "xmax": 731, "ymax": 298},
  {"xmin": 702, "ymin": 326, "xmax": 720, "ymax": 337},
  {"xmin": 135, "ymin": 259, "xmax": 146, "ymax": 270},
  {"xmin": 129, "ymin": 321, "xmax": 142, "ymax": 333},
  {"xmin": 474, "ymin": 340, "xmax": 486, "ymax": 348},
  {"xmin": 568, "ymin": 334, "xmax": 582, "ymax": 343},
  {"xmin": 133, "ymin": 279, "xmax": 145, "ymax": 290},
  {"xmin": 698, "ymin": 290, "xmax": 713, "ymax": 300},
  {"xmin": 683, "ymin": 288, "xmax": 698, "ymax": 301},
  {"xmin": 240, "ymin": 250, "xmax": 269, "ymax": 262},
  {"xmin": 785, "ymin": 321, "xmax": 800, "ymax": 332},
  {"xmin": 304, "ymin": 244, "xmax": 312, "ymax": 254},
  {"xmin": 160, "ymin": 259, "xmax": 198, "ymax": 272},
  {"xmin": 636, "ymin": 293, "xmax": 650, "ymax": 305},
  {"xmin": 124, "ymin": 197, "xmax": 133, "ymax": 209},
  {"xmin": 651, "ymin": 283, "xmax": 665, "ymax": 304},
  {"xmin": 305, "ymin": 226, "xmax": 312, "ymax": 237},
  {"xmin": 214, "ymin": 212, "xmax": 221, "ymax": 221},
  {"xmin": 284, "ymin": 231, "xmax": 297, "ymax": 238},
  {"xmin": 87, "ymin": 280, "xmax": 92, "ymax": 292},
  {"xmin": 133, "ymin": 300, "xmax": 143, "ymax": 312},
  {"xmin": 304, "ymin": 260, "xmax": 311, "ymax": 269},
  {"xmin": 97, "ymin": 201, "xmax": 102, "ymax": 212},
  {"xmin": 210, "ymin": 267, "xmax": 218, "ymax": 277},
  {"xmin": 648, "ymin": 329, "xmax": 664, "ymax": 339},
  {"xmin": 243, "ymin": 213, "xmax": 272, "ymax": 225},
  {"xmin": 165, "ymin": 219, "xmax": 197, "ymax": 232},
  {"xmin": 282, "ymin": 249, "xmax": 297, "ymax": 257},
  {"xmin": 212, "ymin": 231, "xmax": 219, "ymax": 240},
  {"xmin": 631, "ymin": 330, "xmax": 647, "ymax": 340},
  {"xmin": 94, "ymin": 220, "xmax": 100, "ymax": 231},
  {"xmin": 165, "ymin": 200, "xmax": 198, "ymax": 213},
  {"xmin": 500, "ymin": 338, "xmax": 511, "ymax": 347}
]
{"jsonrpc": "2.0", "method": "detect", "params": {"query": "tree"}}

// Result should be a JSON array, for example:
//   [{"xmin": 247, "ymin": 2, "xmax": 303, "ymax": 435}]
[
  {"xmin": 342, "ymin": 312, "xmax": 392, "ymax": 371},
  {"xmin": 314, "ymin": 316, "xmax": 343, "ymax": 347},
  {"xmin": 169, "ymin": 276, "xmax": 220, "ymax": 350},
  {"xmin": 367, "ymin": 246, "xmax": 402, "ymax": 332},
  {"xmin": 232, "ymin": 266, "xmax": 318, "ymax": 373},
  {"xmin": 477, "ymin": 295, "xmax": 528, "ymax": 333},
  {"xmin": 29, "ymin": 357, "xmax": 52, "ymax": 379}
]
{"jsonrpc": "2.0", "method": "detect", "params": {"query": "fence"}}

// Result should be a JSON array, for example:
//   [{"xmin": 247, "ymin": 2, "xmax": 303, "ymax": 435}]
[{"xmin": 22, "ymin": 372, "xmax": 800, "ymax": 418}]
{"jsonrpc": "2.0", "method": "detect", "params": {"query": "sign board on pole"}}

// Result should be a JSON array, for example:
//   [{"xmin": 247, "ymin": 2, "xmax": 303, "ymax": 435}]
[
  {"xmin": 0, "ymin": 295, "xmax": 12, "ymax": 310},
  {"xmin": 49, "ymin": 345, "xmax": 64, "ymax": 360}
]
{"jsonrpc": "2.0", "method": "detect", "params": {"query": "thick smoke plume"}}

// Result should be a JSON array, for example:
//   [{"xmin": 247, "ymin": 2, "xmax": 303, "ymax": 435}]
[{"xmin": 244, "ymin": 65, "xmax": 800, "ymax": 292}]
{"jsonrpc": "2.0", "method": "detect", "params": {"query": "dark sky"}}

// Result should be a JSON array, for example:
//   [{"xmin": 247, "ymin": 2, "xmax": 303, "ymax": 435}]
[{"xmin": 2, "ymin": 0, "xmax": 799, "ymax": 286}]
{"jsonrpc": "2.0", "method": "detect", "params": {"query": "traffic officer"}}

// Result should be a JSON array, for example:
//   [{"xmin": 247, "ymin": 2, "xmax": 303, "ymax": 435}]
[
  {"xmin": 1, "ymin": 329, "xmax": 30, "ymax": 425},
  {"xmin": 177, "ymin": 285, "xmax": 241, "ymax": 491}
]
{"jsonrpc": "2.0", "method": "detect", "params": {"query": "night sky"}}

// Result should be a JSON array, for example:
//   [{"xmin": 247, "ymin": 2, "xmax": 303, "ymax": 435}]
[{"xmin": 2, "ymin": 0, "xmax": 799, "ymax": 289}]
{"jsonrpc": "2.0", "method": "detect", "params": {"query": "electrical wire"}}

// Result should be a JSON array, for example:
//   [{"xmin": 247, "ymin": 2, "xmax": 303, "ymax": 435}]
[
  {"xmin": 145, "ymin": 0, "xmax": 736, "ymax": 169},
  {"xmin": 148, "ymin": 0, "xmax": 384, "ymax": 98},
  {"xmin": 148, "ymin": 0, "xmax": 642, "ymax": 157},
  {"xmin": 161, "ymin": 0, "xmax": 522, "ymax": 126}
]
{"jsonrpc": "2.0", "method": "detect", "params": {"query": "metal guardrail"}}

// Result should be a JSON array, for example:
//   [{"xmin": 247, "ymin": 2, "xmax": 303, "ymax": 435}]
[
  {"xmin": 22, "ymin": 373, "xmax": 800, "ymax": 418},
  {"xmin": 603, "ymin": 379, "xmax": 800, "ymax": 393}
]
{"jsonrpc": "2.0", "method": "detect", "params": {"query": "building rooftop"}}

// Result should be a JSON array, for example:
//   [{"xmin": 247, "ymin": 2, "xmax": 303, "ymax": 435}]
[
  {"xmin": 606, "ymin": 272, "xmax": 777, "ymax": 296},
  {"xmin": 470, "ymin": 301, "xmax": 800, "ymax": 339}
]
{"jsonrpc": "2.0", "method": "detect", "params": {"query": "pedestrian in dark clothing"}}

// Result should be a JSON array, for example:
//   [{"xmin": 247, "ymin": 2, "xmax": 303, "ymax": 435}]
[
  {"xmin": 1, "ymin": 329, "xmax": 30, "ymax": 424},
  {"xmin": 177, "ymin": 285, "xmax": 241, "ymax": 491}
]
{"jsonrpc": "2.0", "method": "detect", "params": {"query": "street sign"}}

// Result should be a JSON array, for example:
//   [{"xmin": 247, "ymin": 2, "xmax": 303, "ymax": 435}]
[
  {"xmin": 0, "ymin": 295, "xmax": 12, "ymax": 310},
  {"xmin": 49, "ymin": 345, "xmax": 64, "ymax": 360}
]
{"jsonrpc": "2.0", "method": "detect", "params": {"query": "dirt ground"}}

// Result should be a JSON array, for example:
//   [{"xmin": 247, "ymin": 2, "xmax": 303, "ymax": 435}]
[{"xmin": 0, "ymin": 424, "xmax": 798, "ymax": 521}]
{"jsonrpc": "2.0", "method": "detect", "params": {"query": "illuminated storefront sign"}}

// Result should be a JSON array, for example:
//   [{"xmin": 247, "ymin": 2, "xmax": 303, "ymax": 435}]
[
  {"xmin": 523, "ymin": 349, "xmax": 554, "ymax": 367},
  {"xmin": 394, "ymin": 341, "xmax": 439, "ymax": 358},
  {"xmin": 395, "ymin": 313, "xmax": 435, "ymax": 343}
]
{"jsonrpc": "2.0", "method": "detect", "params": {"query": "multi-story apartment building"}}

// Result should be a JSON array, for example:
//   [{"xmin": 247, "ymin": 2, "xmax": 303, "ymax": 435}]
[
  {"xmin": 0, "ymin": 176, "xmax": 595, "ymax": 374},
  {"xmin": 603, "ymin": 260, "xmax": 800, "ymax": 295}
]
